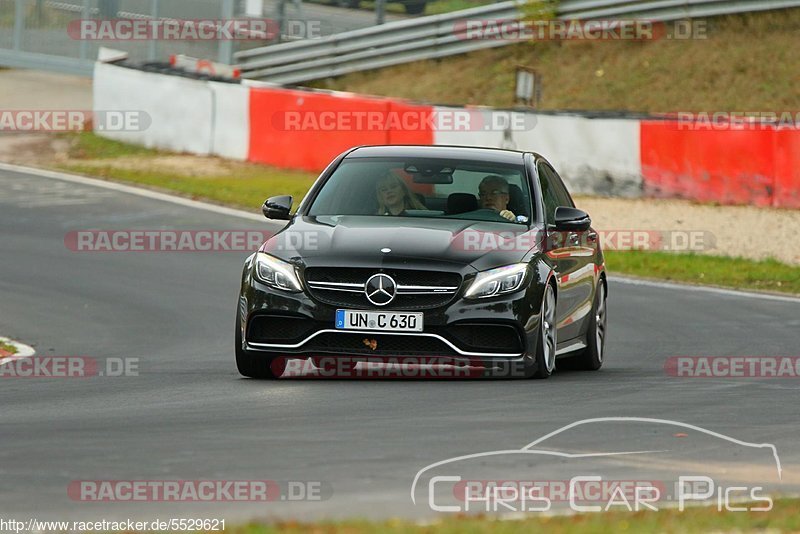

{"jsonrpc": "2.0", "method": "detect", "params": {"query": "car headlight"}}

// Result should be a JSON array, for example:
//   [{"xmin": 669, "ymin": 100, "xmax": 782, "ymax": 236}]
[
  {"xmin": 254, "ymin": 253, "xmax": 303, "ymax": 292},
  {"xmin": 464, "ymin": 263, "xmax": 528, "ymax": 299}
]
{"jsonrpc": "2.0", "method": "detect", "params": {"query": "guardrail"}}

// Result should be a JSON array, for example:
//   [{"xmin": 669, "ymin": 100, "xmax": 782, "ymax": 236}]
[{"xmin": 235, "ymin": 0, "xmax": 800, "ymax": 83}]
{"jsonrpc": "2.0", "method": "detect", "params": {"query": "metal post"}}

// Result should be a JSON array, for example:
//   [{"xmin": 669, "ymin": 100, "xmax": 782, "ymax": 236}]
[
  {"xmin": 277, "ymin": 0, "xmax": 286, "ymax": 43},
  {"xmin": 148, "ymin": 0, "xmax": 159, "ymax": 61},
  {"xmin": 35, "ymin": 0, "xmax": 44, "ymax": 25},
  {"xmin": 218, "ymin": 0, "xmax": 235, "ymax": 64},
  {"xmin": 80, "ymin": 0, "xmax": 91, "ymax": 60},
  {"xmin": 376, "ymin": 0, "xmax": 386, "ymax": 25},
  {"xmin": 13, "ymin": 0, "xmax": 24, "ymax": 51},
  {"xmin": 99, "ymin": 0, "xmax": 119, "ymax": 18}
]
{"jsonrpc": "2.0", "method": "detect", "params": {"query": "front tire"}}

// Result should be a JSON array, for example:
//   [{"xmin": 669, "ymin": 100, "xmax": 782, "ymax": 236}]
[
  {"xmin": 571, "ymin": 281, "xmax": 607, "ymax": 370},
  {"xmin": 235, "ymin": 311, "xmax": 286, "ymax": 379},
  {"xmin": 528, "ymin": 283, "xmax": 557, "ymax": 379}
]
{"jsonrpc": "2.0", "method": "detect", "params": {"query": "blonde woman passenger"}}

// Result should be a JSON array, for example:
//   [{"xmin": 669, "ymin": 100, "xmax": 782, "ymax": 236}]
[{"xmin": 376, "ymin": 171, "xmax": 426, "ymax": 216}]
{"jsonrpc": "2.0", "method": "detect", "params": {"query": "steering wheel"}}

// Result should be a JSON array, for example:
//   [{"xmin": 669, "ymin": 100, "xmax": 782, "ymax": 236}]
[{"xmin": 469, "ymin": 208, "xmax": 511, "ymax": 222}]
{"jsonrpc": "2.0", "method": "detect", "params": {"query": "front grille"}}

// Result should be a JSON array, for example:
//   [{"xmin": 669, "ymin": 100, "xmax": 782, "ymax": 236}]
[
  {"xmin": 247, "ymin": 315, "xmax": 316, "ymax": 344},
  {"xmin": 306, "ymin": 267, "xmax": 460, "ymax": 287},
  {"xmin": 304, "ymin": 267, "xmax": 461, "ymax": 310},
  {"xmin": 307, "ymin": 292, "xmax": 457, "ymax": 310},
  {"xmin": 441, "ymin": 324, "xmax": 523, "ymax": 353}
]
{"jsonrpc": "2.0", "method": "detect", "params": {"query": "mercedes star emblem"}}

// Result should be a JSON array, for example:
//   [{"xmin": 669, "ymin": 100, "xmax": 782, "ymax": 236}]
[{"xmin": 365, "ymin": 273, "xmax": 396, "ymax": 306}]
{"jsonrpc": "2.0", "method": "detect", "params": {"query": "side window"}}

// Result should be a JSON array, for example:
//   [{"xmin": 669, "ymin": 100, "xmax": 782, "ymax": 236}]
[
  {"xmin": 538, "ymin": 163, "xmax": 574, "ymax": 224},
  {"xmin": 544, "ymin": 164, "xmax": 574, "ymax": 209},
  {"xmin": 537, "ymin": 163, "xmax": 559, "ymax": 224}
]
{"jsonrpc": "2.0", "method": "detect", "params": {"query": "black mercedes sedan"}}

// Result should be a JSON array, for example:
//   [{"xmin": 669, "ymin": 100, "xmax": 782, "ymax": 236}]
[{"xmin": 236, "ymin": 145, "xmax": 607, "ymax": 379}]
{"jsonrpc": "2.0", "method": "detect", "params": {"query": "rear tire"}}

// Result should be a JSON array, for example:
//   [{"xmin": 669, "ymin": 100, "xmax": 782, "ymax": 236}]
[
  {"xmin": 235, "ymin": 311, "xmax": 285, "ymax": 379},
  {"xmin": 571, "ymin": 281, "xmax": 607, "ymax": 371}
]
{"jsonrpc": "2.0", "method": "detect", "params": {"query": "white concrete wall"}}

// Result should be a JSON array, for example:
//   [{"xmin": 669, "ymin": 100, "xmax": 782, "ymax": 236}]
[
  {"xmin": 433, "ymin": 108, "xmax": 642, "ymax": 197},
  {"xmin": 93, "ymin": 62, "xmax": 248, "ymax": 160},
  {"xmin": 209, "ymin": 81, "xmax": 249, "ymax": 160}
]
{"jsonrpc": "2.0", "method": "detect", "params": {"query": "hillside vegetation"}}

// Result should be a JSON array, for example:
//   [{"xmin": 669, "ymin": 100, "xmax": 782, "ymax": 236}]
[{"xmin": 309, "ymin": 8, "xmax": 800, "ymax": 112}]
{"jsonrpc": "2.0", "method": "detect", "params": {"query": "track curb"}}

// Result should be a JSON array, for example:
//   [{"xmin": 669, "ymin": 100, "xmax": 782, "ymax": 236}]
[{"xmin": 0, "ymin": 336, "xmax": 36, "ymax": 364}]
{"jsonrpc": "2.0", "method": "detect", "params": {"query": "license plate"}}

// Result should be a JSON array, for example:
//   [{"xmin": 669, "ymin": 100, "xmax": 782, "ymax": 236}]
[{"xmin": 335, "ymin": 309, "xmax": 423, "ymax": 332}]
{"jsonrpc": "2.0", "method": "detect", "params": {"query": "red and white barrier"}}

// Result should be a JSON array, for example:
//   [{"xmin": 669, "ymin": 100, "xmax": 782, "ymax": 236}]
[
  {"xmin": 641, "ymin": 120, "xmax": 800, "ymax": 208},
  {"xmin": 93, "ymin": 62, "xmax": 248, "ymax": 160},
  {"xmin": 93, "ymin": 63, "xmax": 800, "ymax": 208}
]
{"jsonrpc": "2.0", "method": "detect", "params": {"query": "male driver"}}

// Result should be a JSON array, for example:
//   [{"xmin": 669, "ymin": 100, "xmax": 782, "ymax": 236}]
[{"xmin": 478, "ymin": 175, "xmax": 516, "ymax": 221}]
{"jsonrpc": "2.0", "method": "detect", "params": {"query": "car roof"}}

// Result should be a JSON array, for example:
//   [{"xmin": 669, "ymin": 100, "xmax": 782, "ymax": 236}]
[{"xmin": 346, "ymin": 145, "xmax": 535, "ymax": 165}]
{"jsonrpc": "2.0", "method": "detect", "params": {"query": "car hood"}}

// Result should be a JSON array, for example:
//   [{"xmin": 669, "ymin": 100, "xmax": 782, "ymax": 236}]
[{"xmin": 260, "ymin": 215, "xmax": 543, "ymax": 271}]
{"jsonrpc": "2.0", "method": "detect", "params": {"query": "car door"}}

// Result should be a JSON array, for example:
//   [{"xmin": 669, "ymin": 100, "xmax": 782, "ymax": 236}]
[{"xmin": 537, "ymin": 161, "xmax": 595, "ymax": 345}]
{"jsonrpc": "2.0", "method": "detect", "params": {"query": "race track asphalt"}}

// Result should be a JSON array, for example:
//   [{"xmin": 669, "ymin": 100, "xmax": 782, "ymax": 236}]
[{"xmin": 1, "ymin": 167, "xmax": 799, "ymax": 524}]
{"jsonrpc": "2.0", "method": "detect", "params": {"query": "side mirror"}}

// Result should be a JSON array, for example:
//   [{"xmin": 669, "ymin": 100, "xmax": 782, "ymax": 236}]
[
  {"xmin": 262, "ymin": 195, "xmax": 293, "ymax": 220},
  {"xmin": 553, "ymin": 206, "xmax": 591, "ymax": 231}
]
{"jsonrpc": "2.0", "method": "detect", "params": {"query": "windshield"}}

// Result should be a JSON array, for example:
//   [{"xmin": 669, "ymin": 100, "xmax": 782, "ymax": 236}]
[{"xmin": 307, "ymin": 157, "xmax": 532, "ymax": 224}]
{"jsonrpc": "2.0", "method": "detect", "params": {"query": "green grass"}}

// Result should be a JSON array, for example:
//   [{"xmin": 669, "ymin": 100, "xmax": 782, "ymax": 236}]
[
  {"xmin": 60, "ymin": 165, "xmax": 315, "ymax": 210},
  {"xmin": 57, "ymin": 133, "xmax": 317, "ymax": 211},
  {"xmin": 421, "ymin": 0, "xmax": 496, "ymax": 15},
  {"xmin": 64, "ymin": 131, "xmax": 160, "ymax": 159},
  {"xmin": 605, "ymin": 251, "xmax": 800, "ymax": 295},
  {"xmin": 221, "ymin": 498, "xmax": 800, "ymax": 533}
]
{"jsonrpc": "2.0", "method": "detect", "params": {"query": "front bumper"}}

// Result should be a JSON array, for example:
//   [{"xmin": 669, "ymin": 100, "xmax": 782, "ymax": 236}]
[{"xmin": 239, "ymin": 277, "xmax": 543, "ymax": 363}]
